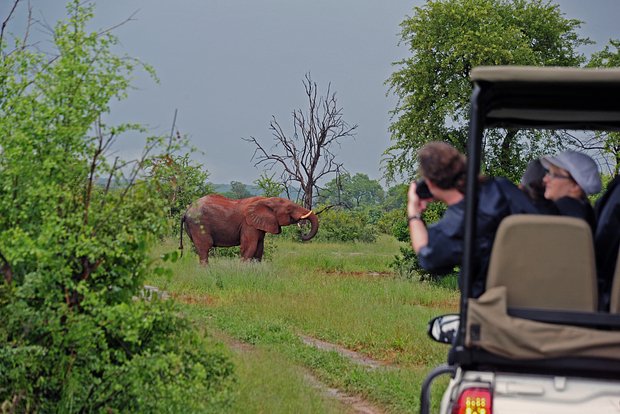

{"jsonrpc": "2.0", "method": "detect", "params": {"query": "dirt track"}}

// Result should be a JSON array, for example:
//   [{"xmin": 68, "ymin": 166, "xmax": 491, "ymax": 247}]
[{"xmin": 148, "ymin": 285, "xmax": 387, "ymax": 413}]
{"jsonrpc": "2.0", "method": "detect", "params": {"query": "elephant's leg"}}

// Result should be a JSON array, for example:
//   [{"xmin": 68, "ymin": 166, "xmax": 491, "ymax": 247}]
[
  {"xmin": 239, "ymin": 232, "xmax": 258, "ymax": 261},
  {"xmin": 190, "ymin": 228, "xmax": 213, "ymax": 265},
  {"xmin": 254, "ymin": 235, "xmax": 265, "ymax": 262}
]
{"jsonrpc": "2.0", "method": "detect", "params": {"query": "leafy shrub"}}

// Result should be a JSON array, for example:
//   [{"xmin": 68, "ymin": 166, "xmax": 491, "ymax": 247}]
[
  {"xmin": 389, "ymin": 202, "xmax": 459, "ymax": 284},
  {"xmin": 312, "ymin": 207, "xmax": 378, "ymax": 243},
  {"xmin": 376, "ymin": 209, "xmax": 406, "ymax": 236},
  {"xmin": 361, "ymin": 206, "xmax": 385, "ymax": 225},
  {"xmin": 149, "ymin": 153, "xmax": 213, "ymax": 235},
  {"xmin": 0, "ymin": 2, "xmax": 234, "ymax": 411},
  {"xmin": 0, "ymin": 291, "xmax": 236, "ymax": 413},
  {"xmin": 390, "ymin": 245, "xmax": 459, "ymax": 285}
]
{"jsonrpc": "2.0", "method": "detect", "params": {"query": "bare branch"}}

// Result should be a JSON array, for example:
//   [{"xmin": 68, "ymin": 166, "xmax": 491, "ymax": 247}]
[
  {"xmin": 166, "ymin": 108, "xmax": 178, "ymax": 153},
  {"xmin": 0, "ymin": 0, "xmax": 21, "ymax": 50},
  {"xmin": 96, "ymin": 10, "xmax": 139, "ymax": 37},
  {"xmin": 104, "ymin": 156, "xmax": 119, "ymax": 195},
  {"xmin": 244, "ymin": 73, "xmax": 357, "ymax": 209}
]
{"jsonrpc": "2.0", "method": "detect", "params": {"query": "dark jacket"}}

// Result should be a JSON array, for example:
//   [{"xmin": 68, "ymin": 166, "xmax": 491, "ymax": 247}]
[
  {"xmin": 554, "ymin": 196, "xmax": 596, "ymax": 234},
  {"xmin": 417, "ymin": 178, "xmax": 533, "ymax": 298},
  {"xmin": 594, "ymin": 175, "xmax": 620, "ymax": 310},
  {"xmin": 531, "ymin": 198, "xmax": 559, "ymax": 215}
]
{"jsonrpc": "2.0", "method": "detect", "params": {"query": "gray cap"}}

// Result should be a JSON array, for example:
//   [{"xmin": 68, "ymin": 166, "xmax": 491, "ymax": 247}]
[{"xmin": 540, "ymin": 151, "xmax": 602, "ymax": 195}]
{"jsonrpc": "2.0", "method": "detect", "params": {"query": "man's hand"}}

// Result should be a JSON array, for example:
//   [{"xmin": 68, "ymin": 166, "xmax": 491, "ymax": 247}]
[{"xmin": 408, "ymin": 181, "xmax": 430, "ymax": 218}]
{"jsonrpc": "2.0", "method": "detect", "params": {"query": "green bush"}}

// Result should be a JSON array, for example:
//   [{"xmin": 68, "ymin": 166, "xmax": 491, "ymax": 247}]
[
  {"xmin": 389, "ymin": 202, "xmax": 459, "ymax": 284},
  {"xmin": 0, "ymin": 2, "xmax": 234, "ymax": 411},
  {"xmin": 312, "ymin": 208, "xmax": 378, "ymax": 243},
  {"xmin": 149, "ymin": 153, "xmax": 213, "ymax": 235},
  {"xmin": 377, "ymin": 209, "xmax": 406, "ymax": 236},
  {"xmin": 0, "ymin": 290, "xmax": 236, "ymax": 413}
]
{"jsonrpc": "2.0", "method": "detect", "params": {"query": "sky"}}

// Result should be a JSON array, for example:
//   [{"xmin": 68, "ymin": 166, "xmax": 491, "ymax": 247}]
[{"xmin": 4, "ymin": 0, "xmax": 620, "ymax": 186}]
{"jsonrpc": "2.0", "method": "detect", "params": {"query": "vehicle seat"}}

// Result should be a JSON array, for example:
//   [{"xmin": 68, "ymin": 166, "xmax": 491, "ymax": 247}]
[
  {"xmin": 486, "ymin": 215, "xmax": 597, "ymax": 312},
  {"xmin": 608, "ymin": 248, "xmax": 620, "ymax": 313}
]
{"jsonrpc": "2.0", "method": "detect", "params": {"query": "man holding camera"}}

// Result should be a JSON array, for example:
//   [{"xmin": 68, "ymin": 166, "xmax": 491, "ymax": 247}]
[{"xmin": 407, "ymin": 141, "xmax": 533, "ymax": 297}]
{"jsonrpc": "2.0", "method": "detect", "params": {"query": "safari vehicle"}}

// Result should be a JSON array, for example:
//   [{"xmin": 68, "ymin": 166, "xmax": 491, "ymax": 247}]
[{"xmin": 420, "ymin": 66, "xmax": 620, "ymax": 414}]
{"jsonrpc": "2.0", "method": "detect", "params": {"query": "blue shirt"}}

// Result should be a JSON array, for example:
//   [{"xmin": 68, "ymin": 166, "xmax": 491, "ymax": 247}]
[{"xmin": 418, "ymin": 178, "xmax": 517, "ymax": 297}]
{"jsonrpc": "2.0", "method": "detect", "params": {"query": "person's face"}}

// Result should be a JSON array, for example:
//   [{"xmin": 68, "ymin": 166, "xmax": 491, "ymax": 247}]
[{"xmin": 543, "ymin": 164, "xmax": 580, "ymax": 201}]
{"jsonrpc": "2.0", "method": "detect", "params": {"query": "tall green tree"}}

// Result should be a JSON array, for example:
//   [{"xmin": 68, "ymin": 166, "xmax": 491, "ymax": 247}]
[
  {"xmin": 586, "ymin": 40, "xmax": 620, "ymax": 175},
  {"xmin": 382, "ymin": 183, "xmax": 409, "ymax": 212},
  {"xmin": 226, "ymin": 180, "xmax": 253, "ymax": 199},
  {"xmin": 0, "ymin": 2, "xmax": 233, "ymax": 411},
  {"xmin": 320, "ymin": 173, "xmax": 384, "ymax": 209},
  {"xmin": 385, "ymin": 0, "xmax": 590, "ymax": 181}
]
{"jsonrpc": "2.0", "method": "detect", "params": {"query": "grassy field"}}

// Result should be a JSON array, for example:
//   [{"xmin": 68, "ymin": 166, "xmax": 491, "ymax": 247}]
[{"xmin": 147, "ymin": 234, "xmax": 459, "ymax": 413}]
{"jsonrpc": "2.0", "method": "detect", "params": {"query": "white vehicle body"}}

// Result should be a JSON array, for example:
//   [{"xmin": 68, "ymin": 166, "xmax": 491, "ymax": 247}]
[{"xmin": 441, "ymin": 369, "xmax": 620, "ymax": 414}]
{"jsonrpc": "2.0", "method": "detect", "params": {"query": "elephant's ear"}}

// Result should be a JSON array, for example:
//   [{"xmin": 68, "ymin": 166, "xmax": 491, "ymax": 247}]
[{"xmin": 246, "ymin": 201, "xmax": 281, "ymax": 234}]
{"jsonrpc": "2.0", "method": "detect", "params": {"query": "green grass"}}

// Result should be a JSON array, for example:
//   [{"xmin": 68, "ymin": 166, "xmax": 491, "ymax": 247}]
[
  {"xmin": 149, "ymin": 234, "xmax": 459, "ymax": 413},
  {"xmin": 223, "ymin": 342, "xmax": 347, "ymax": 414}
]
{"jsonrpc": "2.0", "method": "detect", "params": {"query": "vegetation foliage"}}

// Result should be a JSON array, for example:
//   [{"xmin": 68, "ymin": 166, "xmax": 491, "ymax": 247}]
[
  {"xmin": 0, "ymin": 2, "xmax": 233, "ymax": 411},
  {"xmin": 319, "ymin": 172, "xmax": 384, "ymax": 209},
  {"xmin": 312, "ymin": 207, "xmax": 378, "ymax": 243},
  {"xmin": 385, "ymin": 0, "xmax": 591, "ymax": 182},
  {"xmin": 586, "ymin": 40, "xmax": 620, "ymax": 174},
  {"xmin": 149, "ymin": 236, "xmax": 459, "ymax": 413},
  {"xmin": 148, "ymin": 150, "xmax": 213, "ymax": 231}
]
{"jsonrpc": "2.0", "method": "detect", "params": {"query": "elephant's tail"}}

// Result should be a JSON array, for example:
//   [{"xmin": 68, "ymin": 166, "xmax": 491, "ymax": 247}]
[{"xmin": 179, "ymin": 214, "xmax": 186, "ymax": 257}]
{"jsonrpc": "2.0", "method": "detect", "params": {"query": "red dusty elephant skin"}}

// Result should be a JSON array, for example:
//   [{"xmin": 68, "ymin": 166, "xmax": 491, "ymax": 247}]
[{"xmin": 179, "ymin": 194, "xmax": 319, "ymax": 264}]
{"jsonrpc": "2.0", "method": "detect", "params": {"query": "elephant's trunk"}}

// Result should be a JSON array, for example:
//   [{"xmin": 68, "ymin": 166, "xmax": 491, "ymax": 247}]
[{"xmin": 300, "ymin": 211, "xmax": 319, "ymax": 241}]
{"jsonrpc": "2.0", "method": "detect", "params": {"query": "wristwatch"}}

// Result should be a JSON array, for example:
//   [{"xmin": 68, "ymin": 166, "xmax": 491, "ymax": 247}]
[{"xmin": 408, "ymin": 214, "xmax": 423, "ymax": 222}]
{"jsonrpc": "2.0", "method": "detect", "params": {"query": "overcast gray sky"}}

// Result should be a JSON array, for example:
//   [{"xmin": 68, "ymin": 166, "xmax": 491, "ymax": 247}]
[{"xmin": 6, "ymin": 0, "xmax": 620, "ymax": 185}]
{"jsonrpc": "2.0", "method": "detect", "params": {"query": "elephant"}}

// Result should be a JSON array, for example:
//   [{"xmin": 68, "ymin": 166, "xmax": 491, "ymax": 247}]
[{"xmin": 179, "ymin": 194, "xmax": 319, "ymax": 264}]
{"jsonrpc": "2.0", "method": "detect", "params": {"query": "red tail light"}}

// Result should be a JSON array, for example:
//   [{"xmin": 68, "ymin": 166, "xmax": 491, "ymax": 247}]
[{"xmin": 451, "ymin": 387, "xmax": 492, "ymax": 414}]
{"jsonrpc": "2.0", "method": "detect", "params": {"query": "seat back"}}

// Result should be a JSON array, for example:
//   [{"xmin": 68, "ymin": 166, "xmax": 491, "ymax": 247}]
[
  {"xmin": 609, "ymin": 248, "xmax": 620, "ymax": 313},
  {"xmin": 486, "ymin": 215, "xmax": 597, "ymax": 311}
]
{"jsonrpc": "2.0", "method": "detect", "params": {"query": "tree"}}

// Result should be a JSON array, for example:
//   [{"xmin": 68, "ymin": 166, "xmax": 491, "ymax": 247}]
[
  {"xmin": 382, "ymin": 183, "xmax": 408, "ymax": 212},
  {"xmin": 245, "ymin": 73, "xmax": 357, "ymax": 210},
  {"xmin": 320, "ymin": 173, "xmax": 384, "ymax": 209},
  {"xmin": 0, "ymin": 2, "xmax": 233, "ymax": 411},
  {"xmin": 581, "ymin": 40, "xmax": 620, "ymax": 175},
  {"xmin": 226, "ymin": 180, "xmax": 252, "ymax": 199},
  {"xmin": 255, "ymin": 172, "xmax": 285, "ymax": 197},
  {"xmin": 148, "ymin": 147, "xmax": 212, "ymax": 221},
  {"xmin": 385, "ymin": 0, "xmax": 590, "ymax": 181}
]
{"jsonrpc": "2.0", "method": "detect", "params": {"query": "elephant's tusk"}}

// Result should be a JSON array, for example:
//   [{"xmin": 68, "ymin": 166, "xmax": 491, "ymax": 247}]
[{"xmin": 300, "ymin": 210, "xmax": 313, "ymax": 219}]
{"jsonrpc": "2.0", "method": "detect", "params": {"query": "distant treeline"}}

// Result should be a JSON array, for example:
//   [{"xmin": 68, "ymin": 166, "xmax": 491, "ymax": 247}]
[{"xmin": 209, "ymin": 182, "xmax": 302, "ymax": 199}]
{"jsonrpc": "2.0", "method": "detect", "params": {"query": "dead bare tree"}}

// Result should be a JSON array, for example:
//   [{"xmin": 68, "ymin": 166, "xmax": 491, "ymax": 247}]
[
  {"xmin": 559, "ymin": 130, "xmax": 620, "ymax": 176},
  {"xmin": 244, "ymin": 73, "xmax": 357, "ymax": 210}
]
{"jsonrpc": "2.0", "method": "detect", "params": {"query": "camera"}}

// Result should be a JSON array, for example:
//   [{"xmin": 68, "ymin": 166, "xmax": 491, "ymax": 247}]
[{"xmin": 415, "ymin": 179, "xmax": 433, "ymax": 199}]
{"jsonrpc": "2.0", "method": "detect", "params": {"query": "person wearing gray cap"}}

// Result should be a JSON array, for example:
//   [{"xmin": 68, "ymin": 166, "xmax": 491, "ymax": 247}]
[{"xmin": 541, "ymin": 150, "xmax": 602, "ymax": 233}]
